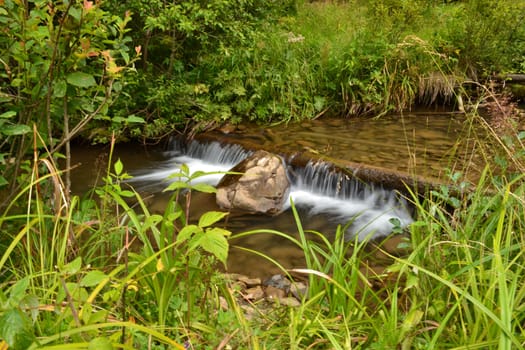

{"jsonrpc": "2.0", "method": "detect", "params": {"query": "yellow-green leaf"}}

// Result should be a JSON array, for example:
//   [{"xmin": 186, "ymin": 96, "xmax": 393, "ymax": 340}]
[
  {"xmin": 198, "ymin": 211, "xmax": 228, "ymax": 228},
  {"xmin": 200, "ymin": 228, "xmax": 229, "ymax": 266}
]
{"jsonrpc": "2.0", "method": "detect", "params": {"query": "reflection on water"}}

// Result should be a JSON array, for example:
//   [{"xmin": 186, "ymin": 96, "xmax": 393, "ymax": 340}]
[
  {"xmin": 69, "ymin": 114, "xmax": 483, "ymax": 278},
  {"xmin": 208, "ymin": 113, "xmax": 482, "ymax": 182}
]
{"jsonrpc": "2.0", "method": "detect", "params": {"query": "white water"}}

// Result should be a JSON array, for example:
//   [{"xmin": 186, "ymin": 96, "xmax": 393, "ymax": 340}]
[{"xmin": 131, "ymin": 140, "xmax": 413, "ymax": 241}]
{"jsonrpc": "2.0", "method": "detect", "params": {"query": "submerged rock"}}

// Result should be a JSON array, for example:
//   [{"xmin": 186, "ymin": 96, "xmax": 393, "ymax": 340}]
[{"xmin": 216, "ymin": 150, "xmax": 290, "ymax": 215}]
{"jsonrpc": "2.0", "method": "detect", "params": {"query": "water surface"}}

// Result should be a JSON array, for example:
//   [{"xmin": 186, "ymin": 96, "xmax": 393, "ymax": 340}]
[{"xmin": 70, "ymin": 114, "xmax": 482, "ymax": 278}]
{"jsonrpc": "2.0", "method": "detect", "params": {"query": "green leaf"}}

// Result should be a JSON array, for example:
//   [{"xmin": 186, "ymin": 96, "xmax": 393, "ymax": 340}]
[
  {"xmin": 164, "ymin": 181, "xmax": 189, "ymax": 192},
  {"xmin": 86, "ymin": 310, "xmax": 109, "ymax": 325},
  {"xmin": 198, "ymin": 211, "xmax": 228, "ymax": 228},
  {"xmin": 114, "ymin": 159, "xmax": 123, "ymax": 176},
  {"xmin": 191, "ymin": 183, "xmax": 217, "ymax": 193},
  {"xmin": 177, "ymin": 224, "xmax": 200, "ymax": 244},
  {"xmin": 120, "ymin": 50, "xmax": 130, "ymax": 65},
  {"xmin": 8, "ymin": 277, "xmax": 29, "ymax": 305},
  {"xmin": 20, "ymin": 295, "xmax": 39, "ymax": 322},
  {"xmin": 67, "ymin": 72, "xmax": 96, "ymax": 87},
  {"xmin": 80, "ymin": 270, "xmax": 108, "ymax": 287},
  {"xmin": 0, "ymin": 111, "xmax": 16, "ymax": 119},
  {"xmin": 2, "ymin": 124, "xmax": 31, "ymax": 136},
  {"xmin": 125, "ymin": 115, "xmax": 145, "ymax": 124},
  {"xmin": 200, "ymin": 228, "xmax": 229, "ymax": 266},
  {"xmin": 69, "ymin": 6, "xmax": 82, "ymax": 22},
  {"xmin": 88, "ymin": 337, "xmax": 114, "ymax": 350},
  {"xmin": 180, "ymin": 163, "xmax": 189, "ymax": 176},
  {"xmin": 61, "ymin": 256, "xmax": 82, "ymax": 275},
  {"xmin": 0, "ymin": 309, "xmax": 35, "ymax": 350},
  {"xmin": 188, "ymin": 170, "xmax": 208, "ymax": 179},
  {"xmin": 403, "ymin": 272, "xmax": 419, "ymax": 292},
  {"xmin": 53, "ymin": 79, "xmax": 67, "ymax": 98},
  {"xmin": 0, "ymin": 176, "xmax": 8, "ymax": 187},
  {"xmin": 144, "ymin": 214, "xmax": 163, "ymax": 230},
  {"xmin": 119, "ymin": 190, "xmax": 135, "ymax": 198}
]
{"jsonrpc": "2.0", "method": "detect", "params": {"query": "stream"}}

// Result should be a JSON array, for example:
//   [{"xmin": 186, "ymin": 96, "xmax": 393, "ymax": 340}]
[{"xmin": 70, "ymin": 113, "xmax": 483, "ymax": 278}]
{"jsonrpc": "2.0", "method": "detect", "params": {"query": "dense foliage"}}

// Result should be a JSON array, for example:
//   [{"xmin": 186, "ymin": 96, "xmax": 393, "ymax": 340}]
[
  {"xmin": 1, "ymin": 0, "xmax": 525, "ymax": 348},
  {"xmin": 2, "ymin": 0, "xmax": 525, "ymax": 187}
]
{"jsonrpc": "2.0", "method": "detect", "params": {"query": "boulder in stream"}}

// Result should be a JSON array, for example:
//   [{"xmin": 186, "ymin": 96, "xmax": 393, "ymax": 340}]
[{"xmin": 216, "ymin": 150, "xmax": 290, "ymax": 215}]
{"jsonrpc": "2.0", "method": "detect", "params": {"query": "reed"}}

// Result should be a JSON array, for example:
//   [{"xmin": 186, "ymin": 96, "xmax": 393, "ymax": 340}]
[
  {"xmin": 0, "ymin": 144, "xmax": 244, "ymax": 348},
  {"xmin": 226, "ymin": 110, "xmax": 525, "ymax": 348}
]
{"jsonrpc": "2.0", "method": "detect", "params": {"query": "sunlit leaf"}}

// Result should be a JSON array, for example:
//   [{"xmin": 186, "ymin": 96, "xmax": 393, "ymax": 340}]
[
  {"xmin": 200, "ymin": 228, "xmax": 229, "ymax": 266},
  {"xmin": 164, "ymin": 181, "xmax": 189, "ymax": 192},
  {"xmin": 114, "ymin": 159, "xmax": 123, "ymax": 176},
  {"xmin": 191, "ymin": 183, "xmax": 217, "ymax": 193},
  {"xmin": 180, "ymin": 163, "xmax": 189, "ymax": 175},
  {"xmin": 156, "ymin": 258, "xmax": 165, "ymax": 272},
  {"xmin": 401, "ymin": 309, "xmax": 423, "ymax": 334},
  {"xmin": 198, "ymin": 211, "xmax": 228, "ymax": 228},
  {"xmin": 189, "ymin": 170, "xmax": 209, "ymax": 179},
  {"xmin": 176, "ymin": 224, "xmax": 200, "ymax": 243},
  {"xmin": 119, "ymin": 190, "xmax": 135, "ymax": 198}
]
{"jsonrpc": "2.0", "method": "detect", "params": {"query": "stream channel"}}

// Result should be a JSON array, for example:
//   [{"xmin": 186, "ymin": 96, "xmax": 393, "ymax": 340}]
[{"xmin": 71, "ymin": 113, "xmax": 483, "ymax": 279}]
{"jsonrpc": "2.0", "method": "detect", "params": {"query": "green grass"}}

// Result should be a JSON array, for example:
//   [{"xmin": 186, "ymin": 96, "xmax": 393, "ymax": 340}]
[
  {"xmin": 2, "ymin": 1, "xmax": 525, "ymax": 347},
  {"xmin": 2, "ymin": 110, "xmax": 525, "ymax": 348}
]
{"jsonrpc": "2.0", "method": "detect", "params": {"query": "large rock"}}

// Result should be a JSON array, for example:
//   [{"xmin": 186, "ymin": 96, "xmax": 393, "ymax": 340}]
[{"xmin": 216, "ymin": 150, "xmax": 290, "ymax": 215}]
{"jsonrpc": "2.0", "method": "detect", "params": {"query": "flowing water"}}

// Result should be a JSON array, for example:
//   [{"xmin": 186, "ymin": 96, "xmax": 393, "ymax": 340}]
[{"xmin": 70, "ymin": 113, "xmax": 482, "ymax": 278}]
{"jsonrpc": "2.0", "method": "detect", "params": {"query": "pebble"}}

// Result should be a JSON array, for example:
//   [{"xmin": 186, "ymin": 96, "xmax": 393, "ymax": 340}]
[
  {"xmin": 237, "ymin": 276, "xmax": 262, "ymax": 287},
  {"xmin": 277, "ymin": 297, "xmax": 301, "ymax": 307},
  {"xmin": 264, "ymin": 285, "xmax": 286, "ymax": 300},
  {"xmin": 244, "ymin": 286, "xmax": 265, "ymax": 300},
  {"xmin": 290, "ymin": 282, "xmax": 308, "ymax": 300}
]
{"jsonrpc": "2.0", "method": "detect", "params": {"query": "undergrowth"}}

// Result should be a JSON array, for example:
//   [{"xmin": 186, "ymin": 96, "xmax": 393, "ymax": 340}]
[{"xmin": 2, "ymin": 107, "xmax": 525, "ymax": 348}]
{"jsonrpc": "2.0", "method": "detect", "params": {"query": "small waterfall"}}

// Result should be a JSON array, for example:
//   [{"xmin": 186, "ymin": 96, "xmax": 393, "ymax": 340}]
[
  {"xmin": 131, "ymin": 139, "xmax": 252, "ymax": 186},
  {"xmin": 130, "ymin": 139, "xmax": 413, "ymax": 241},
  {"xmin": 287, "ymin": 160, "xmax": 413, "ymax": 241}
]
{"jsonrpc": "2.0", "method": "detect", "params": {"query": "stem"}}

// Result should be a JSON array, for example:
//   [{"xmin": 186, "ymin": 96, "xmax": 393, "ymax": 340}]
[
  {"xmin": 63, "ymin": 95, "xmax": 71, "ymax": 200},
  {"xmin": 53, "ymin": 79, "xmax": 114, "ymax": 153},
  {"xmin": 186, "ymin": 256, "xmax": 191, "ymax": 325},
  {"xmin": 59, "ymin": 275, "xmax": 82, "ymax": 328},
  {"xmin": 46, "ymin": 2, "xmax": 73, "ymax": 151},
  {"xmin": 120, "ymin": 227, "xmax": 130, "ymax": 344}
]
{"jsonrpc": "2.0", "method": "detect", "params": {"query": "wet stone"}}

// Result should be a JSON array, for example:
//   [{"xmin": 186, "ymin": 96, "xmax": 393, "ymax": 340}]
[
  {"xmin": 216, "ymin": 150, "xmax": 290, "ymax": 215},
  {"xmin": 263, "ymin": 274, "xmax": 292, "ymax": 292}
]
